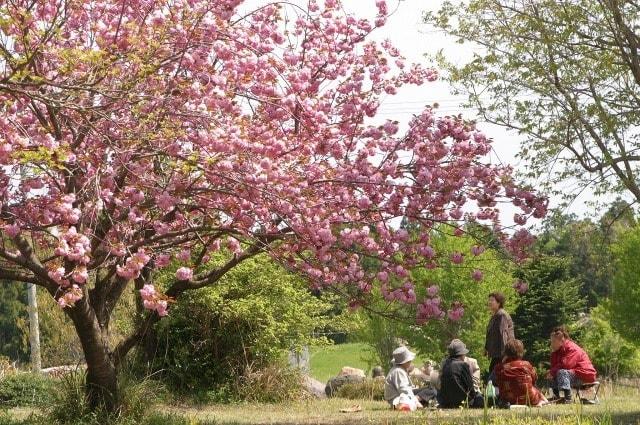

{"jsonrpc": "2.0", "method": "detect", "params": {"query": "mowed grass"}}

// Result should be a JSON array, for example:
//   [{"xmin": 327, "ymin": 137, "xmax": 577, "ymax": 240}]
[
  {"xmin": 5, "ymin": 384, "xmax": 639, "ymax": 424},
  {"xmin": 309, "ymin": 343, "xmax": 429, "ymax": 382},
  {"xmin": 310, "ymin": 343, "xmax": 373, "ymax": 382},
  {"xmin": 161, "ymin": 384, "xmax": 640, "ymax": 425}
]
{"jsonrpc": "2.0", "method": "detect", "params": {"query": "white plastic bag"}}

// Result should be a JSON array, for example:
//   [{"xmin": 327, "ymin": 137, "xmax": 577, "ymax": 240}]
[{"xmin": 392, "ymin": 393, "xmax": 421, "ymax": 411}]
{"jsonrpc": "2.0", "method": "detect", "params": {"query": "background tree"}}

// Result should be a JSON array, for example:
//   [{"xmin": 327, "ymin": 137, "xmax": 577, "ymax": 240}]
[
  {"xmin": 511, "ymin": 256, "xmax": 586, "ymax": 370},
  {"xmin": 426, "ymin": 0, "xmax": 640, "ymax": 204},
  {"xmin": 609, "ymin": 223, "xmax": 640, "ymax": 343},
  {"xmin": 0, "ymin": 0, "xmax": 545, "ymax": 411},
  {"xmin": 579, "ymin": 303, "xmax": 640, "ymax": 379},
  {"xmin": 537, "ymin": 212, "xmax": 612, "ymax": 306},
  {"xmin": 0, "ymin": 281, "xmax": 28, "ymax": 363},
  {"xmin": 536, "ymin": 200, "xmax": 635, "ymax": 306}
]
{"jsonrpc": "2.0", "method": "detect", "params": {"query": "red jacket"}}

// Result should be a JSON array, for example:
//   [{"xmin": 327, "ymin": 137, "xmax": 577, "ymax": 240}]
[
  {"xmin": 550, "ymin": 340, "xmax": 596, "ymax": 383},
  {"xmin": 495, "ymin": 359, "xmax": 544, "ymax": 406}
]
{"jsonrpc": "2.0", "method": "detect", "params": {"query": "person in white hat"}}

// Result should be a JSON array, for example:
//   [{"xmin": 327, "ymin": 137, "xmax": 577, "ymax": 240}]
[{"xmin": 384, "ymin": 346, "xmax": 423, "ymax": 411}]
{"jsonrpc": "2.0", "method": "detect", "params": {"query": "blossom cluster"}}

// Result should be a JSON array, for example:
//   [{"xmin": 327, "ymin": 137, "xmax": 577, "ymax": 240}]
[
  {"xmin": 139, "ymin": 284, "xmax": 169, "ymax": 316},
  {"xmin": 116, "ymin": 250, "xmax": 151, "ymax": 280},
  {"xmin": 513, "ymin": 279, "xmax": 529, "ymax": 295}
]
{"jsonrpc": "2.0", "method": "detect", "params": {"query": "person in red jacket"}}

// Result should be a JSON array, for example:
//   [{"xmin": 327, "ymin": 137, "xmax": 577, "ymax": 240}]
[
  {"xmin": 546, "ymin": 326, "xmax": 596, "ymax": 403},
  {"xmin": 495, "ymin": 339, "xmax": 548, "ymax": 406}
]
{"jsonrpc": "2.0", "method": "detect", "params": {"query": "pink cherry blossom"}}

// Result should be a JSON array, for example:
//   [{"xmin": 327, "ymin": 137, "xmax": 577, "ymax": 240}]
[
  {"xmin": 139, "ymin": 284, "xmax": 156, "ymax": 299},
  {"xmin": 471, "ymin": 269, "xmax": 484, "ymax": 281},
  {"xmin": 3, "ymin": 224, "xmax": 20, "ymax": 238},
  {"xmin": 140, "ymin": 284, "xmax": 171, "ymax": 316},
  {"xmin": 176, "ymin": 267, "xmax": 193, "ymax": 281},
  {"xmin": 377, "ymin": 271, "xmax": 389, "ymax": 282},
  {"xmin": 514, "ymin": 214, "xmax": 527, "ymax": 225},
  {"xmin": 513, "ymin": 279, "xmax": 529, "ymax": 294},
  {"xmin": 155, "ymin": 254, "xmax": 171, "ymax": 268},
  {"xmin": 450, "ymin": 252, "xmax": 464, "ymax": 264},
  {"xmin": 57, "ymin": 285, "xmax": 83, "ymax": 308},
  {"xmin": 176, "ymin": 249, "xmax": 191, "ymax": 262},
  {"xmin": 447, "ymin": 302, "xmax": 465, "ymax": 322},
  {"xmin": 227, "ymin": 237, "xmax": 242, "ymax": 255},
  {"xmin": 471, "ymin": 245, "xmax": 485, "ymax": 256},
  {"xmin": 417, "ymin": 296, "xmax": 445, "ymax": 324},
  {"xmin": 72, "ymin": 266, "xmax": 89, "ymax": 284}
]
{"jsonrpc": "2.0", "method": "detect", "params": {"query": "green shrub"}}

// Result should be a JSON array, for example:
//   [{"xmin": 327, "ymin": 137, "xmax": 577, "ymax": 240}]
[
  {"xmin": 179, "ymin": 361, "xmax": 306, "ymax": 404},
  {"xmin": 335, "ymin": 378, "xmax": 384, "ymax": 400},
  {"xmin": 143, "ymin": 254, "xmax": 342, "ymax": 396},
  {"xmin": 0, "ymin": 372, "xmax": 54, "ymax": 408},
  {"xmin": 46, "ymin": 370, "xmax": 165, "ymax": 425}
]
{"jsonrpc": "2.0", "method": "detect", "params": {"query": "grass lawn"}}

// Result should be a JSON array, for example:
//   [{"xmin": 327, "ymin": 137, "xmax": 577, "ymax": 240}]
[
  {"xmin": 309, "ymin": 343, "xmax": 430, "ymax": 382},
  {"xmin": 161, "ymin": 384, "xmax": 640, "ymax": 425},
  {"xmin": 309, "ymin": 343, "xmax": 373, "ymax": 382},
  {"xmin": 5, "ymin": 384, "xmax": 639, "ymax": 425}
]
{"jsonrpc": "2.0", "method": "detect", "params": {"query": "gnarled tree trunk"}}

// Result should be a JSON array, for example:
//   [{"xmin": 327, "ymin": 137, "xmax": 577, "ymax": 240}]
[{"xmin": 67, "ymin": 297, "xmax": 118, "ymax": 412}]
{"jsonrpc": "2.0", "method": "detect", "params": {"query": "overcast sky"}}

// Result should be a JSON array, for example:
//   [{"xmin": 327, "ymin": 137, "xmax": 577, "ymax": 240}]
[{"xmin": 240, "ymin": 0, "xmax": 604, "ymax": 222}]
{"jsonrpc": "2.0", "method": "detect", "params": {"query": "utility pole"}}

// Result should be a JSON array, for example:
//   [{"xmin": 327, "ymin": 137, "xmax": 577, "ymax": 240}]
[
  {"xmin": 20, "ymin": 164, "xmax": 42, "ymax": 372},
  {"xmin": 27, "ymin": 282, "xmax": 41, "ymax": 372}
]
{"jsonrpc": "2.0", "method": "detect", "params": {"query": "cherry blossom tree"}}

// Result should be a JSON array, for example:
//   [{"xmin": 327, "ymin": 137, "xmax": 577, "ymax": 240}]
[{"xmin": 0, "ymin": 0, "xmax": 546, "ymax": 411}]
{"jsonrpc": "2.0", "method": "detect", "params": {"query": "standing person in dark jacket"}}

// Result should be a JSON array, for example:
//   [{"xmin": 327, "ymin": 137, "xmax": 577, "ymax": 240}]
[
  {"xmin": 438, "ymin": 340, "xmax": 484, "ymax": 408},
  {"xmin": 546, "ymin": 326, "xmax": 596, "ymax": 404},
  {"xmin": 485, "ymin": 292, "xmax": 514, "ymax": 379}
]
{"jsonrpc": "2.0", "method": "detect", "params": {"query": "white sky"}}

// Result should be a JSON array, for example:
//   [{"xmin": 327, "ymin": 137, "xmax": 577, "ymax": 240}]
[{"xmin": 240, "ymin": 0, "xmax": 604, "ymax": 222}]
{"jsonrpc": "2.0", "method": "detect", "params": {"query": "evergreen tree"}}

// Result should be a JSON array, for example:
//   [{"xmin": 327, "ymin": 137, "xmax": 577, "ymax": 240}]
[
  {"xmin": 512, "ymin": 256, "xmax": 586, "ymax": 370},
  {"xmin": 0, "ymin": 281, "xmax": 28, "ymax": 362}
]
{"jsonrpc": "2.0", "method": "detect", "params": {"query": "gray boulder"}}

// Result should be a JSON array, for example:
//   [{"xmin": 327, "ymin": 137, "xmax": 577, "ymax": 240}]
[{"xmin": 325, "ymin": 374, "xmax": 366, "ymax": 397}]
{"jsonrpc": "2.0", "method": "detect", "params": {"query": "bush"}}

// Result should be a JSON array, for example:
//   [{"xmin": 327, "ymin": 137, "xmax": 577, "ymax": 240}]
[
  {"xmin": 236, "ymin": 363, "xmax": 307, "ymax": 403},
  {"xmin": 143, "ymin": 254, "xmax": 342, "ymax": 396},
  {"xmin": 0, "ymin": 372, "xmax": 54, "ymax": 408},
  {"xmin": 335, "ymin": 378, "xmax": 384, "ymax": 400},
  {"xmin": 46, "ymin": 370, "xmax": 165, "ymax": 425}
]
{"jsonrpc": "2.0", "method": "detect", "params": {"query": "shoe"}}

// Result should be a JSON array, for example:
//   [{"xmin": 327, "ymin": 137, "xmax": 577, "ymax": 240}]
[
  {"xmin": 547, "ymin": 396, "xmax": 563, "ymax": 403},
  {"xmin": 557, "ymin": 398, "xmax": 574, "ymax": 404}
]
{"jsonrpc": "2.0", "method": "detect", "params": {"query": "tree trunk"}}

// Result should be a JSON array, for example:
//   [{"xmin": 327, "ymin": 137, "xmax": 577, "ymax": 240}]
[{"xmin": 67, "ymin": 297, "xmax": 118, "ymax": 412}]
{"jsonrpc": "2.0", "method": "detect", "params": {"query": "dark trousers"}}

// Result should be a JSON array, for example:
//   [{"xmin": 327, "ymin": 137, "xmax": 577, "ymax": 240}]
[
  {"xmin": 486, "ymin": 357, "xmax": 501, "ymax": 383},
  {"xmin": 436, "ymin": 392, "xmax": 485, "ymax": 409},
  {"xmin": 413, "ymin": 387, "xmax": 438, "ymax": 405}
]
